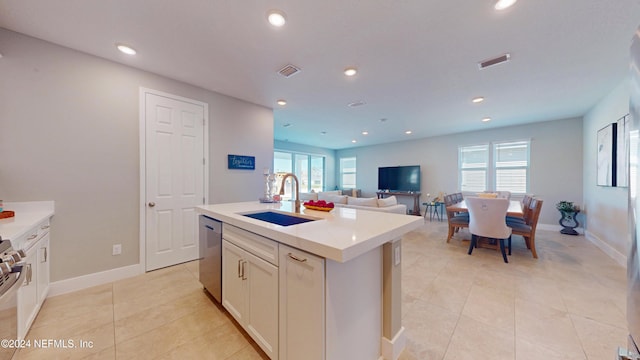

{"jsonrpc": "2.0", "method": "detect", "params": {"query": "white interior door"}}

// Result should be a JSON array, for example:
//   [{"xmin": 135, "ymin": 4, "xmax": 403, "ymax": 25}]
[{"xmin": 144, "ymin": 91, "xmax": 205, "ymax": 271}]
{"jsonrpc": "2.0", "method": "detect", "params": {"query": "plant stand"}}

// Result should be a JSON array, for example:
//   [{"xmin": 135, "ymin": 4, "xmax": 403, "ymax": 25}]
[{"xmin": 559, "ymin": 210, "xmax": 580, "ymax": 235}]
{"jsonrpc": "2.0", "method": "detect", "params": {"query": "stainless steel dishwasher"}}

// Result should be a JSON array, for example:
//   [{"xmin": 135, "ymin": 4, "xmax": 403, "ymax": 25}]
[{"xmin": 199, "ymin": 215, "xmax": 222, "ymax": 302}]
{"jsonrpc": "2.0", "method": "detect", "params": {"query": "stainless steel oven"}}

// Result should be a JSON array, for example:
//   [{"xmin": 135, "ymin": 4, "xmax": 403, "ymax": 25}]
[{"xmin": 0, "ymin": 239, "xmax": 27, "ymax": 360}]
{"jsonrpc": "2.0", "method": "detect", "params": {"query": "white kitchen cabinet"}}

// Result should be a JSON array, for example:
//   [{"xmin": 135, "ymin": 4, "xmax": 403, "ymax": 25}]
[
  {"xmin": 222, "ymin": 235, "xmax": 278, "ymax": 359},
  {"xmin": 17, "ymin": 218, "xmax": 51, "ymax": 339},
  {"xmin": 17, "ymin": 244, "xmax": 37, "ymax": 339},
  {"xmin": 36, "ymin": 232, "xmax": 50, "ymax": 304},
  {"xmin": 221, "ymin": 239, "xmax": 246, "ymax": 323},
  {"xmin": 278, "ymin": 244, "xmax": 325, "ymax": 360}
]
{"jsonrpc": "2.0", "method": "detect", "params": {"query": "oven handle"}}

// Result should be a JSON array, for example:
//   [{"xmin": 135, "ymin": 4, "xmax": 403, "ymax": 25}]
[{"xmin": 0, "ymin": 269, "xmax": 27, "ymax": 306}]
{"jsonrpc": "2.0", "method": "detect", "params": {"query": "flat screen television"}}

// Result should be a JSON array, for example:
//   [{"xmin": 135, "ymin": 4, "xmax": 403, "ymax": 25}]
[{"xmin": 378, "ymin": 165, "xmax": 421, "ymax": 192}]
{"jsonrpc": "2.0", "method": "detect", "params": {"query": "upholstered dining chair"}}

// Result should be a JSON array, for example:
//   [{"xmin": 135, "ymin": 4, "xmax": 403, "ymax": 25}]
[
  {"xmin": 496, "ymin": 191, "xmax": 511, "ymax": 200},
  {"xmin": 446, "ymin": 194, "xmax": 469, "ymax": 242},
  {"xmin": 507, "ymin": 199, "xmax": 544, "ymax": 258},
  {"xmin": 466, "ymin": 197, "xmax": 512, "ymax": 263},
  {"xmin": 505, "ymin": 194, "xmax": 533, "ymax": 224}
]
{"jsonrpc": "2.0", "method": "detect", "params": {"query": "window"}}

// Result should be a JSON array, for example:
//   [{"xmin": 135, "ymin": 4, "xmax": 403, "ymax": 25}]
[
  {"xmin": 494, "ymin": 141, "xmax": 529, "ymax": 194},
  {"xmin": 458, "ymin": 140, "xmax": 530, "ymax": 194},
  {"xmin": 274, "ymin": 151, "xmax": 325, "ymax": 198},
  {"xmin": 310, "ymin": 156, "xmax": 324, "ymax": 192},
  {"xmin": 340, "ymin": 157, "xmax": 357, "ymax": 188},
  {"xmin": 294, "ymin": 154, "xmax": 309, "ymax": 193},
  {"xmin": 459, "ymin": 145, "xmax": 488, "ymax": 192}
]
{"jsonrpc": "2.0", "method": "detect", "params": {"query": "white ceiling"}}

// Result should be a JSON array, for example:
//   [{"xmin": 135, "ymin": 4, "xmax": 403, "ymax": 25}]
[{"xmin": 1, "ymin": 0, "xmax": 639, "ymax": 149}]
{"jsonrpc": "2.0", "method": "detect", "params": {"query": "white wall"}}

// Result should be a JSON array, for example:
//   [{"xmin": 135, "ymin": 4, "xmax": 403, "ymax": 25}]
[
  {"xmin": 273, "ymin": 140, "xmax": 337, "ymax": 191},
  {"xmin": 0, "ymin": 29, "xmax": 273, "ymax": 281},
  {"xmin": 336, "ymin": 117, "xmax": 584, "ymax": 226},
  {"xmin": 582, "ymin": 79, "xmax": 629, "ymax": 260}
]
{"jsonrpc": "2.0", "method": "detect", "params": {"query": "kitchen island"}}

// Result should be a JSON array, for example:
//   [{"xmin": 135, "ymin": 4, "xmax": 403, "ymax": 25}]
[{"xmin": 197, "ymin": 201, "xmax": 423, "ymax": 360}]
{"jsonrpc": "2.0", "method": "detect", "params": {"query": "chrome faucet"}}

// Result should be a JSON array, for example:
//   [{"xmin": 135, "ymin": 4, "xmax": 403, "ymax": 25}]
[{"xmin": 279, "ymin": 173, "xmax": 301, "ymax": 213}]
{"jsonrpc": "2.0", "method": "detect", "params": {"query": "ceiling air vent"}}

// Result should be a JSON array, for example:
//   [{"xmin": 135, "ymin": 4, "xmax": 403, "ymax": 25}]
[
  {"xmin": 478, "ymin": 53, "xmax": 511, "ymax": 70},
  {"xmin": 278, "ymin": 64, "xmax": 301, "ymax": 78},
  {"xmin": 348, "ymin": 100, "xmax": 367, "ymax": 108}
]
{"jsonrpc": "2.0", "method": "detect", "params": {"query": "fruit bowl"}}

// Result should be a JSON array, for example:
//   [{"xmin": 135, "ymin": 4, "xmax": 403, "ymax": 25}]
[
  {"xmin": 303, "ymin": 200, "xmax": 334, "ymax": 212},
  {"xmin": 303, "ymin": 204, "xmax": 334, "ymax": 212}
]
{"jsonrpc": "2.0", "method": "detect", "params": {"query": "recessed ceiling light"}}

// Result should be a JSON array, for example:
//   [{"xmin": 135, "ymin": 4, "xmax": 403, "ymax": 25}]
[
  {"xmin": 362, "ymin": 131, "xmax": 369, "ymax": 135},
  {"xmin": 405, "ymin": 130, "xmax": 412, "ymax": 135},
  {"xmin": 344, "ymin": 67, "xmax": 358, "ymax": 76},
  {"xmin": 351, "ymin": 139, "xmax": 357, "ymax": 143},
  {"xmin": 267, "ymin": 10, "xmax": 286, "ymax": 27},
  {"xmin": 494, "ymin": 0, "xmax": 517, "ymax": 10},
  {"xmin": 472, "ymin": 97, "xmax": 484, "ymax": 103},
  {"xmin": 116, "ymin": 44, "xmax": 136, "ymax": 55},
  {"xmin": 482, "ymin": 117, "xmax": 492, "ymax": 122},
  {"xmin": 276, "ymin": 99, "xmax": 287, "ymax": 106}
]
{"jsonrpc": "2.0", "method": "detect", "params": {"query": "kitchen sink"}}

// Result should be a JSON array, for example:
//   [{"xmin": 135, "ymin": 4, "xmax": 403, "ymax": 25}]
[{"xmin": 242, "ymin": 211, "xmax": 317, "ymax": 226}]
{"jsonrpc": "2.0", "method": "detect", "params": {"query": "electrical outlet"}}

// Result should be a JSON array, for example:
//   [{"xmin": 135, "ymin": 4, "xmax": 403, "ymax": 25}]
[{"xmin": 112, "ymin": 244, "xmax": 122, "ymax": 256}]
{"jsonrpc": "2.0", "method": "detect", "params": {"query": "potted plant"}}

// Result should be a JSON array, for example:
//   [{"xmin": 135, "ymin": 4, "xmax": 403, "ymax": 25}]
[
  {"xmin": 556, "ymin": 200, "xmax": 576, "ymax": 213},
  {"xmin": 556, "ymin": 201, "xmax": 580, "ymax": 235}
]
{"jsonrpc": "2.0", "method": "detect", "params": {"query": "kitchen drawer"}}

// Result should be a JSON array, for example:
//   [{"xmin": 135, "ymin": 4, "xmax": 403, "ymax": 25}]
[
  {"xmin": 37, "ymin": 219, "xmax": 50, "ymax": 238},
  {"xmin": 20, "ymin": 219, "xmax": 49, "ymax": 251},
  {"xmin": 223, "ymin": 224, "xmax": 279, "ymax": 266}
]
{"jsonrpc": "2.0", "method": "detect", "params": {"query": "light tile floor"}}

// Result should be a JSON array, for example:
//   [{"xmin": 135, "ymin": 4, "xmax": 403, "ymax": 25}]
[{"xmin": 17, "ymin": 221, "xmax": 627, "ymax": 359}]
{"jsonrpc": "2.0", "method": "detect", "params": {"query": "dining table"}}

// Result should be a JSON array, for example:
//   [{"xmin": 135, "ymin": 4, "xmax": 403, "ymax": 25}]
[
  {"xmin": 446, "ymin": 199, "xmax": 525, "ymax": 251},
  {"xmin": 447, "ymin": 199, "xmax": 524, "ymax": 218}
]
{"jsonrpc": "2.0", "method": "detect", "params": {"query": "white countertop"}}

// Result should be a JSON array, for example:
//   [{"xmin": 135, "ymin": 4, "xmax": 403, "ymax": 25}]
[
  {"xmin": 197, "ymin": 201, "xmax": 423, "ymax": 262},
  {"xmin": 0, "ymin": 201, "xmax": 55, "ymax": 244}
]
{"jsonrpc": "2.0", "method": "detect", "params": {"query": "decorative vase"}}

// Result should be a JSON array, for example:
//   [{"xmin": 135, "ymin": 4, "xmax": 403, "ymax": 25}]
[{"xmin": 559, "ymin": 210, "xmax": 580, "ymax": 235}]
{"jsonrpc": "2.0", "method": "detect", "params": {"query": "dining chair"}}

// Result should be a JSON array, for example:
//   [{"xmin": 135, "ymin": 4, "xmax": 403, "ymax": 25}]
[
  {"xmin": 496, "ymin": 191, "xmax": 511, "ymax": 200},
  {"xmin": 506, "ymin": 194, "xmax": 533, "ymax": 224},
  {"xmin": 507, "ymin": 199, "xmax": 544, "ymax": 258},
  {"xmin": 445, "ymin": 194, "xmax": 469, "ymax": 242},
  {"xmin": 466, "ymin": 197, "xmax": 512, "ymax": 263}
]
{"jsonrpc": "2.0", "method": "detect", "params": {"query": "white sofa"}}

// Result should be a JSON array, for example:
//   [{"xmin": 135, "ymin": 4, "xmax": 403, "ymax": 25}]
[{"xmin": 299, "ymin": 191, "xmax": 407, "ymax": 214}]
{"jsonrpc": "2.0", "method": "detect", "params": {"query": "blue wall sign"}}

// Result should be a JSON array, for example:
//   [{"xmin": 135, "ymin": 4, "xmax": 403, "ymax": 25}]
[{"xmin": 228, "ymin": 154, "xmax": 255, "ymax": 170}]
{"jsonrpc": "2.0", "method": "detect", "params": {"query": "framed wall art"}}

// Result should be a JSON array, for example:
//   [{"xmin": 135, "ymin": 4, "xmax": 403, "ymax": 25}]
[
  {"xmin": 616, "ymin": 114, "xmax": 630, "ymax": 187},
  {"xmin": 228, "ymin": 154, "xmax": 255, "ymax": 170},
  {"xmin": 596, "ymin": 123, "xmax": 617, "ymax": 186}
]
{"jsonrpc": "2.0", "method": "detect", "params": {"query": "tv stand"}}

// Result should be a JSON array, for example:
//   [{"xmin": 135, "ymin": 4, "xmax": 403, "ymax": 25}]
[{"xmin": 376, "ymin": 191, "xmax": 422, "ymax": 216}]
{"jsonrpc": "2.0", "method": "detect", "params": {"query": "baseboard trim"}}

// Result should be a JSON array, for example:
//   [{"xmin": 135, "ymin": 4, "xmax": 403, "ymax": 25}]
[
  {"xmin": 48, "ymin": 263, "xmax": 144, "ymax": 297},
  {"xmin": 584, "ymin": 230, "xmax": 627, "ymax": 268},
  {"xmin": 381, "ymin": 326, "xmax": 406, "ymax": 360},
  {"xmin": 537, "ymin": 223, "xmax": 584, "ymax": 234}
]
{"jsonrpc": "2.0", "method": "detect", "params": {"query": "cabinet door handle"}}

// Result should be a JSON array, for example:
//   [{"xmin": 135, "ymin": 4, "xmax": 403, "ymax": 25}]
[
  {"xmin": 26, "ymin": 263, "xmax": 32, "ymax": 285},
  {"xmin": 27, "ymin": 234, "xmax": 37, "ymax": 241},
  {"xmin": 241, "ymin": 260, "xmax": 247, "ymax": 280},
  {"xmin": 42, "ymin": 247, "xmax": 47, "ymax": 263},
  {"xmin": 237, "ymin": 259, "xmax": 243, "ymax": 278},
  {"xmin": 40, "ymin": 225, "xmax": 50, "ymax": 230},
  {"xmin": 288, "ymin": 253, "xmax": 308, "ymax": 263}
]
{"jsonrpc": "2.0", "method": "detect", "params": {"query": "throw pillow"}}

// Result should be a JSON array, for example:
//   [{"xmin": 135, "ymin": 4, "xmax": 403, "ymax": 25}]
[
  {"xmin": 299, "ymin": 192, "xmax": 319, "ymax": 201},
  {"xmin": 318, "ymin": 190, "xmax": 342, "ymax": 200},
  {"xmin": 377, "ymin": 196, "xmax": 398, "ymax": 207},
  {"xmin": 325, "ymin": 195, "xmax": 347, "ymax": 204},
  {"xmin": 347, "ymin": 197, "xmax": 378, "ymax": 207}
]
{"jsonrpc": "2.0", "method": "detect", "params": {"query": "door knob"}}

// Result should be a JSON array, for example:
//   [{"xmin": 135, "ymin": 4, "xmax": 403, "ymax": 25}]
[{"xmin": 148, "ymin": 202, "xmax": 156, "ymax": 207}]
